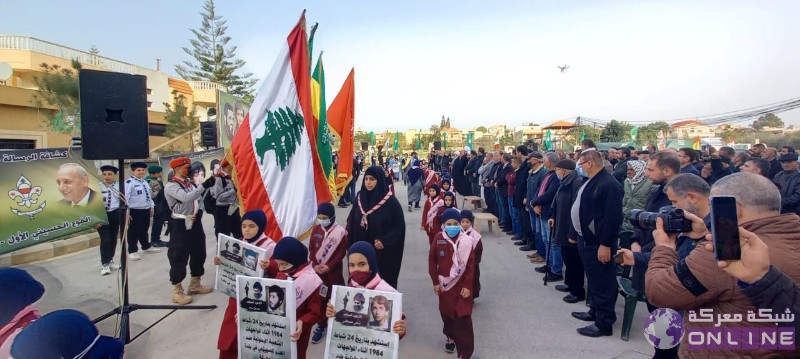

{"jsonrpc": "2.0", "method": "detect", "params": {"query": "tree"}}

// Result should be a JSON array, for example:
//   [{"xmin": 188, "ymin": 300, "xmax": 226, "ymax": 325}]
[
  {"xmin": 439, "ymin": 115, "xmax": 446, "ymax": 130},
  {"xmin": 164, "ymin": 90, "xmax": 199, "ymax": 139},
  {"xmin": 637, "ymin": 121, "xmax": 671, "ymax": 146},
  {"xmin": 88, "ymin": 45, "xmax": 101, "ymax": 66},
  {"xmin": 32, "ymin": 60, "xmax": 81, "ymax": 133},
  {"xmin": 176, "ymin": 0, "xmax": 257, "ymax": 100},
  {"xmin": 475, "ymin": 126, "xmax": 488, "ymax": 132},
  {"xmin": 600, "ymin": 120, "xmax": 633, "ymax": 142},
  {"xmin": 752, "ymin": 113, "xmax": 784, "ymax": 130},
  {"xmin": 445, "ymin": 117, "xmax": 451, "ymax": 128}
]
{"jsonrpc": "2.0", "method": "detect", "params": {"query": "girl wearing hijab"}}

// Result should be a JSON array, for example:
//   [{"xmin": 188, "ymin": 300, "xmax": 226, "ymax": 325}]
[
  {"xmin": 429, "ymin": 208, "xmax": 476, "ymax": 359},
  {"xmin": 422, "ymin": 184, "xmax": 444, "ymax": 244},
  {"xmin": 437, "ymin": 192, "xmax": 458, "ymax": 219},
  {"xmin": 406, "ymin": 160, "xmax": 424, "ymax": 212},
  {"xmin": 383, "ymin": 164, "xmax": 395, "ymax": 194},
  {"xmin": 439, "ymin": 177, "xmax": 459, "ymax": 207},
  {"xmin": 11, "ymin": 309, "xmax": 123, "ymax": 359},
  {"xmin": 309, "ymin": 203, "xmax": 349, "ymax": 344},
  {"xmin": 620, "ymin": 160, "xmax": 653, "ymax": 238},
  {"xmin": 423, "ymin": 165, "xmax": 440, "ymax": 197},
  {"xmin": 0, "ymin": 268, "xmax": 45, "ymax": 356},
  {"xmin": 459, "ymin": 210, "xmax": 483, "ymax": 299},
  {"xmin": 215, "ymin": 209, "xmax": 277, "ymax": 359},
  {"xmin": 272, "ymin": 237, "xmax": 323, "ymax": 359},
  {"xmin": 347, "ymin": 166, "xmax": 406, "ymax": 289},
  {"xmin": 325, "ymin": 242, "xmax": 407, "ymax": 338}
]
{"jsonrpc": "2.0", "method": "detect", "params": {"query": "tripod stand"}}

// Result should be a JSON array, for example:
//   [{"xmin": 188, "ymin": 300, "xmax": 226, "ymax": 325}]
[{"xmin": 93, "ymin": 159, "xmax": 216, "ymax": 347}]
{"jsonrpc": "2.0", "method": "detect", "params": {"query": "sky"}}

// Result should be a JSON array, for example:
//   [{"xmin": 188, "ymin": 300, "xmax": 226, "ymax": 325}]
[{"xmin": 4, "ymin": 0, "xmax": 800, "ymax": 131}]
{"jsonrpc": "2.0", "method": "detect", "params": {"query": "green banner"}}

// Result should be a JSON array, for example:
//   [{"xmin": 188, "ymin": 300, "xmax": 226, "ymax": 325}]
[
  {"xmin": 218, "ymin": 91, "xmax": 251, "ymax": 148},
  {"xmin": 159, "ymin": 147, "xmax": 226, "ymax": 186},
  {"xmin": 1, "ymin": 148, "xmax": 108, "ymax": 255}
]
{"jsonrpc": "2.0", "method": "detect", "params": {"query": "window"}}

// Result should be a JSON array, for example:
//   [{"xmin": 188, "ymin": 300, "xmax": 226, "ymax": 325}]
[
  {"xmin": 148, "ymin": 123, "xmax": 168, "ymax": 137},
  {"xmin": 147, "ymin": 101, "xmax": 153, "ymax": 108},
  {"xmin": 147, "ymin": 88, "xmax": 153, "ymax": 95},
  {"xmin": 0, "ymin": 139, "xmax": 36, "ymax": 150}
]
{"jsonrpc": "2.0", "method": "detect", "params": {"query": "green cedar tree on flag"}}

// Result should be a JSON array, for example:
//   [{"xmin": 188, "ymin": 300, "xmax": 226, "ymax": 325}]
[{"xmin": 230, "ymin": 11, "xmax": 332, "ymax": 241}]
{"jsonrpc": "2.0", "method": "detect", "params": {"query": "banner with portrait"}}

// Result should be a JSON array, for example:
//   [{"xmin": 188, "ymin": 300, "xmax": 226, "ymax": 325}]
[
  {"xmin": 215, "ymin": 234, "xmax": 269, "ymax": 298},
  {"xmin": 218, "ymin": 90, "xmax": 251, "ymax": 147},
  {"xmin": 158, "ymin": 147, "xmax": 225, "ymax": 187},
  {"xmin": 324, "ymin": 285, "xmax": 403, "ymax": 359},
  {"xmin": 237, "ymin": 275, "xmax": 296, "ymax": 359},
  {"xmin": 1, "ymin": 148, "xmax": 108, "ymax": 255}
]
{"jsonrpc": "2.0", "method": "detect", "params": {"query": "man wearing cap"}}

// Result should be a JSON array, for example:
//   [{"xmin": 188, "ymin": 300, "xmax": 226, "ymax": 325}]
[
  {"xmin": 147, "ymin": 165, "xmax": 169, "ymax": 248},
  {"xmin": 774, "ymin": 152, "xmax": 800, "ymax": 214},
  {"xmin": 548, "ymin": 159, "xmax": 586, "ymax": 303},
  {"xmin": 523, "ymin": 151, "xmax": 546, "ymax": 256},
  {"xmin": 125, "ymin": 162, "xmax": 160, "ymax": 261},
  {"xmin": 96, "ymin": 165, "xmax": 122, "ymax": 275},
  {"xmin": 164, "ymin": 157, "xmax": 216, "ymax": 304}
]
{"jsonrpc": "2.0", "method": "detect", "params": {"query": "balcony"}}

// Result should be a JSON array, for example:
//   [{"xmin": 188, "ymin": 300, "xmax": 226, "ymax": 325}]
[
  {"xmin": 188, "ymin": 81, "xmax": 226, "ymax": 105},
  {"xmin": 0, "ymin": 35, "xmax": 135, "ymax": 74}
]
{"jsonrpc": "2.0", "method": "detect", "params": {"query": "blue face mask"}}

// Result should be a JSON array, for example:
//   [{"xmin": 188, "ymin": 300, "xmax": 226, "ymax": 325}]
[
  {"xmin": 444, "ymin": 225, "xmax": 461, "ymax": 238},
  {"xmin": 316, "ymin": 218, "xmax": 332, "ymax": 227}
]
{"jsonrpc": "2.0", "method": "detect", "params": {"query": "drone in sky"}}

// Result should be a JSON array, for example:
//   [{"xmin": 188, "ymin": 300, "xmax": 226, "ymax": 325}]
[{"xmin": 558, "ymin": 65, "xmax": 569, "ymax": 73}]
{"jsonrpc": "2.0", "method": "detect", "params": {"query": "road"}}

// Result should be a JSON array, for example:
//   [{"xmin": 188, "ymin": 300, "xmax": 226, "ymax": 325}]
[{"xmin": 19, "ymin": 179, "xmax": 654, "ymax": 358}]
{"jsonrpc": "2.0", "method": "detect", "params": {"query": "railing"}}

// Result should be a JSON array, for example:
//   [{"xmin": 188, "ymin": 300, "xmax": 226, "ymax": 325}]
[
  {"xmin": 188, "ymin": 81, "xmax": 227, "ymax": 92},
  {"xmin": 0, "ymin": 35, "xmax": 136, "ymax": 74}
]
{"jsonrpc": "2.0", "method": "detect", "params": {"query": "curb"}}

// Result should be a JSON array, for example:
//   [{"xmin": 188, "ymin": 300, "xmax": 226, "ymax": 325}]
[{"xmin": 0, "ymin": 232, "xmax": 100, "ymax": 266}]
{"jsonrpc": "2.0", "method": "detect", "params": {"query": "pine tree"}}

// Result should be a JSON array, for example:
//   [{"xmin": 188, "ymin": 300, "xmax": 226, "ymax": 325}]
[
  {"xmin": 176, "ymin": 0, "xmax": 256, "ymax": 100},
  {"xmin": 32, "ymin": 60, "xmax": 82, "ymax": 133},
  {"xmin": 164, "ymin": 90, "xmax": 199, "ymax": 138}
]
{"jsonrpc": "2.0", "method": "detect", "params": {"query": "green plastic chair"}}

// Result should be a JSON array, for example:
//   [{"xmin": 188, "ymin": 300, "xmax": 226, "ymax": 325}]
[{"xmin": 617, "ymin": 276, "xmax": 646, "ymax": 341}]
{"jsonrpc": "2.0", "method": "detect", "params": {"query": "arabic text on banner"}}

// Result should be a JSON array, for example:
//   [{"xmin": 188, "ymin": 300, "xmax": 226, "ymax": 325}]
[
  {"xmin": 324, "ymin": 285, "xmax": 402, "ymax": 359},
  {"xmin": 237, "ymin": 275, "xmax": 297, "ymax": 359},
  {"xmin": 215, "ymin": 234, "xmax": 269, "ymax": 298}
]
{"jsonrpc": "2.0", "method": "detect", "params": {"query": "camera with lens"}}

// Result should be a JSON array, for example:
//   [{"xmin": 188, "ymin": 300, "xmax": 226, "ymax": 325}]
[{"xmin": 629, "ymin": 206, "xmax": 693, "ymax": 233}]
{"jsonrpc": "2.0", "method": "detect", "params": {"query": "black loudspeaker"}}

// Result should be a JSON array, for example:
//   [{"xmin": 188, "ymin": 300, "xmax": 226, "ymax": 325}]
[
  {"xmin": 200, "ymin": 122, "xmax": 218, "ymax": 148},
  {"xmin": 433, "ymin": 141, "xmax": 442, "ymax": 151},
  {"xmin": 79, "ymin": 69, "xmax": 149, "ymax": 160},
  {"xmin": 361, "ymin": 142, "xmax": 368, "ymax": 151},
  {"xmin": 531, "ymin": 142, "xmax": 539, "ymax": 152}
]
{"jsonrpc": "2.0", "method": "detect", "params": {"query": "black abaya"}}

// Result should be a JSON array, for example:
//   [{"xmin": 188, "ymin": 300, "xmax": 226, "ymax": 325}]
[{"xmin": 347, "ymin": 166, "xmax": 407, "ymax": 289}]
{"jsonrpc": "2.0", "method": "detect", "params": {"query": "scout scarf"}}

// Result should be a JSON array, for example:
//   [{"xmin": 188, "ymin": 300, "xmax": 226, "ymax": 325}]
[
  {"xmin": 464, "ymin": 228, "xmax": 482, "ymax": 250},
  {"xmin": 315, "ymin": 224, "xmax": 347, "ymax": 265},
  {"xmin": 288, "ymin": 263, "xmax": 323, "ymax": 309},
  {"xmin": 357, "ymin": 191, "xmax": 393, "ymax": 230},
  {"xmin": 438, "ymin": 232, "xmax": 473, "ymax": 292},
  {"xmin": 251, "ymin": 234, "xmax": 277, "ymax": 255},
  {"xmin": 425, "ymin": 197, "xmax": 444, "ymax": 230}
]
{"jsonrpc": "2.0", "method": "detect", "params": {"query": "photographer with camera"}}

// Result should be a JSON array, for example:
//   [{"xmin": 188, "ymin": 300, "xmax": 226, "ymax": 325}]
[{"xmin": 645, "ymin": 173, "xmax": 800, "ymax": 359}]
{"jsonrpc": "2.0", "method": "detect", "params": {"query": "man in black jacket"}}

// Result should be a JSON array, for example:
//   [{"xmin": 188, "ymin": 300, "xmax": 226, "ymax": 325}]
[
  {"xmin": 612, "ymin": 148, "xmax": 631, "ymax": 184},
  {"xmin": 549, "ymin": 159, "xmax": 585, "ymax": 303},
  {"xmin": 764, "ymin": 147, "xmax": 782, "ymax": 180},
  {"xmin": 570, "ymin": 150, "xmax": 623, "ymax": 338},
  {"xmin": 513, "ymin": 146, "xmax": 532, "ymax": 244},
  {"xmin": 775, "ymin": 153, "xmax": 800, "ymax": 214},
  {"xmin": 531, "ymin": 152, "xmax": 562, "ymax": 279},
  {"xmin": 469, "ymin": 148, "xmax": 486, "ymax": 197},
  {"xmin": 453, "ymin": 149, "xmax": 472, "ymax": 196},
  {"xmin": 494, "ymin": 154, "xmax": 514, "ymax": 232}
]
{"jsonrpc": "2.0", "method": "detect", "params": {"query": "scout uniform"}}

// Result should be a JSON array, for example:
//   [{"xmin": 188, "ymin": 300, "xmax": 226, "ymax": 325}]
[
  {"xmin": 125, "ymin": 162, "xmax": 157, "ymax": 260},
  {"xmin": 308, "ymin": 203, "xmax": 349, "ymax": 343}
]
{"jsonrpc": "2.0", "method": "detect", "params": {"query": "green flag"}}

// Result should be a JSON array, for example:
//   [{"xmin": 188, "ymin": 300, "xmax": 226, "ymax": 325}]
[
  {"xmin": 311, "ymin": 54, "xmax": 334, "ymax": 192},
  {"xmin": 545, "ymin": 129, "xmax": 552, "ymax": 150},
  {"xmin": 580, "ymin": 130, "xmax": 586, "ymax": 142},
  {"xmin": 417, "ymin": 133, "xmax": 422, "ymax": 150},
  {"xmin": 467, "ymin": 132, "xmax": 473, "ymax": 149},
  {"xmin": 369, "ymin": 131, "xmax": 375, "ymax": 146},
  {"xmin": 393, "ymin": 131, "xmax": 399, "ymax": 151},
  {"xmin": 629, "ymin": 127, "xmax": 638, "ymax": 146},
  {"xmin": 518, "ymin": 130, "xmax": 524, "ymax": 145},
  {"xmin": 443, "ymin": 132, "xmax": 448, "ymax": 149}
]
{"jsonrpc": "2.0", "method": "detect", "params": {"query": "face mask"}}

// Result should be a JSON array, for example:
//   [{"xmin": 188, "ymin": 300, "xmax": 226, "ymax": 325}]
[
  {"xmin": 576, "ymin": 165, "xmax": 587, "ymax": 178},
  {"xmin": 349, "ymin": 270, "xmax": 372, "ymax": 286},
  {"xmin": 444, "ymin": 225, "xmax": 461, "ymax": 238},
  {"xmin": 280, "ymin": 265, "xmax": 294, "ymax": 274},
  {"xmin": 316, "ymin": 218, "xmax": 332, "ymax": 227}
]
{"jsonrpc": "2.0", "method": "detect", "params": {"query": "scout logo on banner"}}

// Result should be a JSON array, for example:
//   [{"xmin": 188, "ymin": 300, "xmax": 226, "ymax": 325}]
[
  {"xmin": 1, "ymin": 148, "xmax": 107, "ymax": 255},
  {"xmin": 230, "ymin": 11, "xmax": 332, "ymax": 241},
  {"xmin": 159, "ymin": 147, "xmax": 225, "ymax": 186}
]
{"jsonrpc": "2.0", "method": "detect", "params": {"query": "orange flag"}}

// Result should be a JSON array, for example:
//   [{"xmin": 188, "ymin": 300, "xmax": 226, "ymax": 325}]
[{"xmin": 327, "ymin": 69, "xmax": 355, "ymax": 195}]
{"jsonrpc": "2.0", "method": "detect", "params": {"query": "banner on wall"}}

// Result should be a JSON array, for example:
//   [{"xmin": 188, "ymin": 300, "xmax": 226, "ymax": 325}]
[
  {"xmin": 1, "ymin": 148, "xmax": 108, "ymax": 255},
  {"xmin": 158, "ymin": 147, "xmax": 225, "ymax": 186},
  {"xmin": 218, "ymin": 91, "xmax": 251, "ymax": 148}
]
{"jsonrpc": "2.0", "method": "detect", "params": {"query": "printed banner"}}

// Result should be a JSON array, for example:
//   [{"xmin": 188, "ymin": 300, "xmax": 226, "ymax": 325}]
[
  {"xmin": 324, "ymin": 285, "xmax": 402, "ymax": 359},
  {"xmin": 237, "ymin": 275, "xmax": 296, "ymax": 359},
  {"xmin": 158, "ymin": 147, "xmax": 225, "ymax": 186},
  {"xmin": 218, "ymin": 91, "xmax": 251, "ymax": 148},
  {"xmin": 215, "ymin": 234, "xmax": 269, "ymax": 298},
  {"xmin": 1, "ymin": 148, "xmax": 108, "ymax": 255}
]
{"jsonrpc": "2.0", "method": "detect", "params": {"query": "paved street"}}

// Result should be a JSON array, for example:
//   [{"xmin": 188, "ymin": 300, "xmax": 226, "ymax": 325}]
[{"xmin": 20, "ymin": 180, "xmax": 654, "ymax": 358}]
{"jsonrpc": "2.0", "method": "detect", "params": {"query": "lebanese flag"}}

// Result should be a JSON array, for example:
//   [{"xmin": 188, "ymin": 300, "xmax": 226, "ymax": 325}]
[{"xmin": 231, "ymin": 12, "xmax": 332, "ymax": 240}]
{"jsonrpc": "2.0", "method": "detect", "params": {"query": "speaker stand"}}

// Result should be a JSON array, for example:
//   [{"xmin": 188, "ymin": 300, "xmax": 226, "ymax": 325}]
[{"xmin": 93, "ymin": 159, "xmax": 216, "ymax": 351}]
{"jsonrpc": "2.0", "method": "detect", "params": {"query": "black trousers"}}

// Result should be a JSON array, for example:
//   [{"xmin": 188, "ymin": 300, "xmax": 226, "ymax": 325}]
[
  {"xmin": 150, "ymin": 212, "xmax": 169, "ymax": 242},
  {"xmin": 97, "ymin": 209, "xmax": 122, "ymax": 265},
  {"xmin": 376, "ymin": 245, "xmax": 404, "ymax": 290},
  {"xmin": 167, "ymin": 214, "xmax": 207, "ymax": 284},
  {"xmin": 470, "ymin": 178, "xmax": 481, "ymax": 197},
  {"xmin": 483, "ymin": 186, "xmax": 496, "ymax": 216},
  {"xmin": 561, "ymin": 244, "xmax": 585, "ymax": 298},
  {"xmin": 517, "ymin": 205, "xmax": 533, "ymax": 241},
  {"xmin": 213, "ymin": 205, "xmax": 243, "ymax": 239},
  {"xmin": 578, "ymin": 238, "xmax": 617, "ymax": 331},
  {"xmin": 127, "ymin": 208, "xmax": 151, "ymax": 253}
]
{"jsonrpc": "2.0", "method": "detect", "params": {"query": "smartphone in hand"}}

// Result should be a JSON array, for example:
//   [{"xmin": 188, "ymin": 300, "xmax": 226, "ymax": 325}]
[
  {"xmin": 614, "ymin": 252, "xmax": 625, "ymax": 265},
  {"xmin": 710, "ymin": 195, "xmax": 741, "ymax": 260}
]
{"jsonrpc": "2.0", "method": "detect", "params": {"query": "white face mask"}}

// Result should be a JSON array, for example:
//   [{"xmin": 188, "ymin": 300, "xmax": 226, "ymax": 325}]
[{"xmin": 316, "ymin": 218, "xmax": 332, "ymax": 227}]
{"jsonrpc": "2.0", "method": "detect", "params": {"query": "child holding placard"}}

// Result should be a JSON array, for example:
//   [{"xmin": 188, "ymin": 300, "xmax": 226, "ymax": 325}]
[{"xmin": 309, "ymin": 203, "xmax": 349, "ymax": 344}]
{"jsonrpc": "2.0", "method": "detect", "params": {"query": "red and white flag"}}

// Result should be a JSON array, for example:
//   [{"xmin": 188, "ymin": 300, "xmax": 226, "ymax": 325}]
[{"xmin": 231, "ymin": 12, "xmax": 332, "ymax": 240}]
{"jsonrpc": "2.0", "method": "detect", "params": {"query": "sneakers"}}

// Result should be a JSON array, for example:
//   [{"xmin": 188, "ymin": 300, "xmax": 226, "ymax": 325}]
[
  {"xmin": 311, "ymin": 326, "xmax": 326, "ymax": 344},
  {"xmin": 151, "ymin": 240, "xmax": 167, "ymax": 248},
  {"xmin": 129, "ymin": 252, "xmax": 141, "ymax": 261},
  {"xmin": 144, "ymin": 247, "xmax": 162, "ymax": 253},
  {"xmin": 100, "ymin": 264, "xmax": 111, "ymax": 276},
  {"xmin": 444, "ymin": 338, "xmax": 456, "ymax": 353}
]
